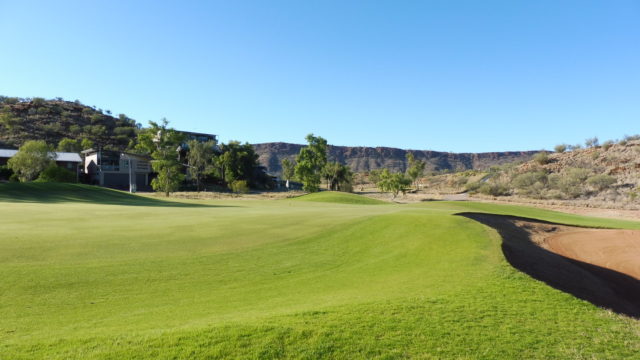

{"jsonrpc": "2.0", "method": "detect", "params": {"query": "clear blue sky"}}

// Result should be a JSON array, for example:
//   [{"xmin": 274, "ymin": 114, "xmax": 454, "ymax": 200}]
[{"xmin": 1, "ymin": 1, "xmax": 638, "ymax": 152}]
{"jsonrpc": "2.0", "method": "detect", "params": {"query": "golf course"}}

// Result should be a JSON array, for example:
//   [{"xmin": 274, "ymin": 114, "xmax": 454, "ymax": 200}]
[{"xmin": 1, "ymin": 183, "xmax": 639, "ymax": 359}]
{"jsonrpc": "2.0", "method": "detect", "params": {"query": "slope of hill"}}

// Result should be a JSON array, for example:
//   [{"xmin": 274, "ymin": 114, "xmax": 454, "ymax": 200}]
[
  {"xmin": 254, "ymin": 142, "xmax": 537, "ymax": 175},
  {"xmin": 0, "ymin": 96, "xmax": 139, "ymax": 150},
  {"xmin": 441, "ymin": 139, "xmax": 640, "ymax": 208}
]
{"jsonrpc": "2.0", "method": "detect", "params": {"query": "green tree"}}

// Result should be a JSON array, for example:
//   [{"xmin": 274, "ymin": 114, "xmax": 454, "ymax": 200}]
[
  {"xmin": 80, "ymin": 138, "xmax": 94, "ymax": 150},
  {"xmin": 57, "ymin": 138, "xmax": 81, "ymax": 152},
  {"xmin": 375, "ymin": 169, "xmax": 411, "ymax": 199},
  {"xmin": 230, "ymin": 179, "xmax": 249, "ymax": 194},
  {"xmin": 136, "ymin": 119, "xmax": 186, "ymax": 196},
  {"xmin": 322, "ymin": 161, "xmax": 353, "ymax": 192},
  {"xmin": 216, "ymin": 141, "xmax": 259, "ymax": 187},
  {"xmin": 294, "ymin": 134, "xmax": 328, "ymax": 192},
  {"xmin": 37, "ymin": 164, "xmax": 76, "ymax": 183},
  {"xmin": 281, "ymin": 158, "xmax": 295, "ymax": 182},
  {"xmin": 186, "ymin": 139, "xmax": 216, "ymax": 191},
  {"xmin": 7, "ymin": 140, "xmax": 55, "ymax": 182},
  {"xmin": 368, "ymin": 169, "xmax": 382, "ymax": 185},
  {"xmin": 405, "ymin": 152, "xmax": 426, "ymax": 190}
]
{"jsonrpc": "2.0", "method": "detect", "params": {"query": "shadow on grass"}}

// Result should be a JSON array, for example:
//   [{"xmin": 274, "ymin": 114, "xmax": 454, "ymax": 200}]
[
  {"xmin": 457, "ymin": 212, "xmax": 640, "ymax": 318},
  {"xmin": 0, "ymin": 183, "xmax": 225, "ymax": 208}
]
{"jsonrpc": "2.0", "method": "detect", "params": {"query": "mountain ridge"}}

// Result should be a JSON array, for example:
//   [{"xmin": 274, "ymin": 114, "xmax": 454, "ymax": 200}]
[{"xmin": 254, "ymin": 142, "xmax": 538, "ymax": 175}]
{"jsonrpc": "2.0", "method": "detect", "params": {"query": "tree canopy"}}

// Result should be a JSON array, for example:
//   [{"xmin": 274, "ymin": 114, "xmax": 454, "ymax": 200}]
[
  {"xmin": 406, "ymin": 152, "xmax": 426, "ymax": 190},
  {"xmin": 295, "ymin": 134, "xmax": 328, "ymax": 192},
  {"xmin": 375, "ymin": 169, "xmax": 411, "ymax": 199},
  {"xmin": 186, "ymin": 139, "xmax": 216, "ymax": 191},
  {"xmin": 7, "ymin": 140, "xmax": 55, "ymax": 182},
  {"xmin": 136, "ymin": 119, "xmax": 186, "ymax": 196}
]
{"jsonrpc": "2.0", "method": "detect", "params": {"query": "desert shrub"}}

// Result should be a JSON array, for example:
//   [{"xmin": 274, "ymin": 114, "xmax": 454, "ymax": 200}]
[
  {"xmin": 230, "ymin": 180, "xmax": 249, "ymax": 194},
  {"xmin": 478, "ymin": 183, "xmax": 509, "ymax": 196},
  {"xmin": 590, "ymin": 151, "xmax": 600, "ymax": 160},
  {"xmin": 32, "ymin": 97, "xmax": 46, "ymax": 106},
  {"xmin": 546, "ymin": 189, "xmax": 564, "ymax": 200},
  {"xmin": 36, "ymin": 165, "xmax": 77, "ymax": 183},
  {"xmin": 533, "ymin": 152, "xmax": 549, "ymax": 165},
  {"xmin": 511, "ymin": 171, "xmax": 548, "ymax": 198},
  {"xmin": 512, "ymin": 171, "xmax": 547, "ymax": 189},
  {"xmin": 619, "ymin": 139, "xmax": 628, "ymax": 146},
  {"xmin": 601, "ymin": 140, "xmax": 614, "ymax": 151},
  {"xmin": 554, "ymin": 144, "xmax": 567, "ymax": 153},
  {"xmin": 586, "ymin": 174, "xmax": 616, "ymax": 191},
  {"xmin": 552, "ymin": 168, "xmax": 590, "ymax": 198},
  {"xmin": 465, "ymin": 181, "xmax": 482, "ymax": 193},
  {"xmin": 453, "ymin": 176, "xmax": 469, "ymax": 187},
  {"xmin": 585, "ymin": 137, "xmax": 599, "ymax": 148}
]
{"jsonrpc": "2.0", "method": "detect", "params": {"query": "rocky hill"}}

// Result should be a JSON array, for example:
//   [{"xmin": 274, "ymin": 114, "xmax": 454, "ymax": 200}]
[
  {"xmin": 254, "ymin": 142, "xmax": 537, "ymax": 175},
  {"xmin": 456, "ymin": 138, "xmax": 640, "ymax": 206},
  {"xmin": 0, "ymin": 96, "xmax": 139, "ymax": 150}
]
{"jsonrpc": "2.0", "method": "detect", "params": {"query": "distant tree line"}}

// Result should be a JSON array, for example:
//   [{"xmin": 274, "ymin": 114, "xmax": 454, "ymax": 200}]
[
  {"xmin": 134, "ymin": 119, "xmax": 272, "ymax": 196},
  {"xmin": 278, "ymin": 134, "xmax": 354, "ymax": 193}
]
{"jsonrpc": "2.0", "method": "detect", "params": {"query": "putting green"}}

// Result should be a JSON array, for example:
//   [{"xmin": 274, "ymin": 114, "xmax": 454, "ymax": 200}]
[{"xmin": 0, "ymin": 184, "xmax": 638, "ymax": 359}]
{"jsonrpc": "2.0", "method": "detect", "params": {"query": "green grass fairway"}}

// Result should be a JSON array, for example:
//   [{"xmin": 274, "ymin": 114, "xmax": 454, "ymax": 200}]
[{"xmin": 1, "ymin": 184, "xmax": 639, "ymax": 359}]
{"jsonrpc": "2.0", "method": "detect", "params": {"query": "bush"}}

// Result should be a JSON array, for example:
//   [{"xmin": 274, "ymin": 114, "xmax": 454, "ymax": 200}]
[
  {"xmin": 36, "ymin": 165, "xmax": 77, "ymax": 183},
  {"xmin": 57, "ymin": 138, "xmax": 81, "ymax": 152},
  {"xmin": 586, "ymin": 174, "xmax": 616, "ymax": 191},
  {"xmin": 229, "ymin": 180, "xmax": 249, "ymax": 194},
  {"xmin": 478, "ymin": 183, "xmax": 509, "ymax": 196},
  {"xmin": 465, "ymin": 181, "xmax": 482, "ymax": 193},
  {"xmin": 533, "ymin": 152, "xmax": 549, "ymax": 165},
  {"xmin": 601, "ymin": 140, "xmax": 614, "ymax": 151},
  {"xmin": 554, "ymin": 144, "xmax": 567, "ymax": 153},
  {"xmin": 551, "ymin": 168, "xmax": 590, "ymax": 198},
  {"xmin": 512, "ymin": 171, "xmax": 547, "ymax": 190},
  {"xmin": 585, "ymin": 137, "xmax": 599, "ymax": 148}
]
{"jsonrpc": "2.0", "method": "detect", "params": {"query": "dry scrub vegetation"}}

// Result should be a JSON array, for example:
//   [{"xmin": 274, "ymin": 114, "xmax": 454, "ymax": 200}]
[{"xmin": 436, "ymin": 137, "xmax": 640, "ymax": 209}]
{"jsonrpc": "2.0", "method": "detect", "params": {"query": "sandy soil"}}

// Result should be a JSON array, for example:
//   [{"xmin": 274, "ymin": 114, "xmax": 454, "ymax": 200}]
[
  {"xmin": 547, "ymin": 230, "xmax": 640, "ymax": 281},
  {"xmin": 459, "ymin": 212, "xmax": 640, "ymax": 318}
]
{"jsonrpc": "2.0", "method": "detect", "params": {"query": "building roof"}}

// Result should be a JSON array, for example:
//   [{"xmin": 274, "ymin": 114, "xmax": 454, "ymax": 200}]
[
  {"xmin": 177, "ymin": 130, "xmax": 218, "ymax": 138},
  {"xmin": 80, "ymin": 149, "xmax": 151, "ymax": 160},
  {"xmin": 0, "ymin": 149, "xmax": 82, "ymax": 162},
  {"xmin": 0, "ymin": 149, "xmax": 18, "ymax": 158},
  {"xmin": 55, "ymin": 152, "xmax": 83, "ymax": 162}
]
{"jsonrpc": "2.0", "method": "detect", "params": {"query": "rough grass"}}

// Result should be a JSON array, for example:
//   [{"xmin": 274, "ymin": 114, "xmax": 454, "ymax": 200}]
[
  {"xmin": 0, "ymin": 184, "xmax": 638, "ymax": 359},
  {"xmin": 292, "ymin": 191, "xmax": 389, "ymax": 205}
]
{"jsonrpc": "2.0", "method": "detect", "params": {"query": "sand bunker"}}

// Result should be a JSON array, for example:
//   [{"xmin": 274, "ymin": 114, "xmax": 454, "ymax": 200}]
[
  {"xmin": 458, "ymin": 212, "xmax": 640, "ymax": 318},
  {"xmin": 547, "ymin": 230, "xmax": 640, "ymax": 281}
]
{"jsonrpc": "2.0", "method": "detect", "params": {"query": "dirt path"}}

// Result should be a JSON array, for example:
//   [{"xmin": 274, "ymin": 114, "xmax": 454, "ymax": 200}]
[{"xmin": 458, "ymin": 212, "xmax": 640, "ymax": 318}]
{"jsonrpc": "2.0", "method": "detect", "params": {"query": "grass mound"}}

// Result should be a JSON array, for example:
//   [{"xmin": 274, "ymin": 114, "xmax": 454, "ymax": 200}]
[
  {"xmin": 292, "ymin": 191, "xmax": 388, "ymax": 205},
  {"xmin": 0, "ymin": 182, "xmax": 202, "ymax": 207}
]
